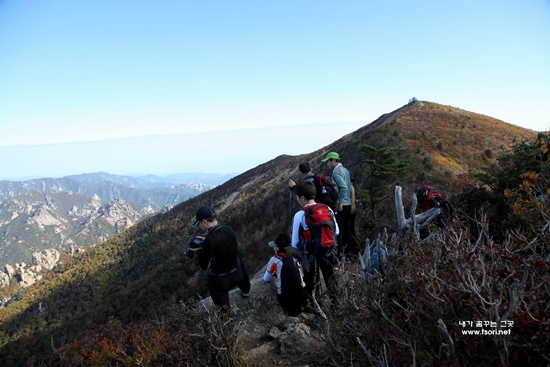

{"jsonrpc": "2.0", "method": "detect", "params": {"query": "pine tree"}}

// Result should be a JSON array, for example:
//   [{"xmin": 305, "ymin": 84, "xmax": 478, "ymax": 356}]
[{"xmin": 360, "ymin": 144, "xmax": 410, "ymax": 218}]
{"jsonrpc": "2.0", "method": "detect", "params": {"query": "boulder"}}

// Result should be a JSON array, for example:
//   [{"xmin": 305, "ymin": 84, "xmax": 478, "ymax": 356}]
[
  {"xmin": 4, "ymin": 264, "xmax": 15, "ymax": 278},
  {"xmin": 0, "ymin": 272, "xmax": 9, "ymax": 288},
  {"xmin": 279, "ymin": 322, "xmax": 312, "ymax": 354},
  {"xmin": 32, "ymin": 249, "xmax": 60, "ymax": 270}
]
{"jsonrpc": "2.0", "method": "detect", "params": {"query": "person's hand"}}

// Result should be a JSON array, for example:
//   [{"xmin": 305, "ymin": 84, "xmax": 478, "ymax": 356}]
[
  {"xmin": 189, "ymin": 235, "xmax": 205, "ymax": 251},
  {"xmin": 337, "ymin": 203, "xmax": 343, "ymax": 212},
  {"xmin": 288, "ymin": 179, "xmax": 296, "ymax": 189}
]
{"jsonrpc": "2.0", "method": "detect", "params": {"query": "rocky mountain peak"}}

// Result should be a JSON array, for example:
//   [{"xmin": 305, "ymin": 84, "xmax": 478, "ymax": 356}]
[{"xmin": 97, "ymin": 198, "xmax": 141, "ymax": 230}]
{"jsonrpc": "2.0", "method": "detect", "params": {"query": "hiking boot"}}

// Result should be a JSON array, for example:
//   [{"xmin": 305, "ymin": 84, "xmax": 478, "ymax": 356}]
[{"xmin": 302, "ymin": 302, "xmax": 315, "ymax": 314}]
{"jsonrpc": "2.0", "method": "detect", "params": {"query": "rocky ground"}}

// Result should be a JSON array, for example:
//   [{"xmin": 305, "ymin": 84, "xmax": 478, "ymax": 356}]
[{"xmin": 204, "ymin": 269, "xmax": 327, "ymax": 367}]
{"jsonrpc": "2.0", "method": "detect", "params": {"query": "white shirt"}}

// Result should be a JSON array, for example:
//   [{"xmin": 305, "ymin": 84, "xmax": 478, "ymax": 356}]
[{"xmin": 263, "ymin": 254, "xmax": 306, "ymax": 294}]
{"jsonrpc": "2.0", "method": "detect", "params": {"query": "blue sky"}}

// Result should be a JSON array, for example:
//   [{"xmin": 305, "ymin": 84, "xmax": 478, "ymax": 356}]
[{"xmin": 1, "ymin": 1, "xmax": 549, "ymax": 180}]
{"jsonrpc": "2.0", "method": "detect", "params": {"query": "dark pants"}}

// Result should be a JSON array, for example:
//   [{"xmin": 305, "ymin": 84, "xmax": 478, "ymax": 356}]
[
  {"xmin": 336, "ymin": 205, "xmax": 358, "ymax": 256},
  {"xmin": 350, "ymin": 210, "xmax": 358, "ymax": 250},
  {"xmin": 303, "ymin": 252, "xmax": 336, "ymax": 302},
  {"xmin": 277, "ymin": 288, "xmax": 309, "ymax": 316},
  {"xmin": 208, "ymin": 258, "xmax": 250, "ymax": 308}
]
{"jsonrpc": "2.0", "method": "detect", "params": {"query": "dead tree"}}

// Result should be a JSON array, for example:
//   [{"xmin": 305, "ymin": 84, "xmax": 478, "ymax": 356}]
[
  {"xmin": 395, "ymin": 185, "xmax": 442, "ymax": 239},
  {"xmin": 360, "ymin": 186, "xmax": 442, "ymax": 279}
]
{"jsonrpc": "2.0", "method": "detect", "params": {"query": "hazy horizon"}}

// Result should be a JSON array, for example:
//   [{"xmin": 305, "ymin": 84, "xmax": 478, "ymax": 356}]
[
  {"xmin": 1, "ymin": 1, "xmax": 548, "ymax": 180},
  {"xmin": 0, "ymin": 120, "xmax": 366, "ymax": 180}
]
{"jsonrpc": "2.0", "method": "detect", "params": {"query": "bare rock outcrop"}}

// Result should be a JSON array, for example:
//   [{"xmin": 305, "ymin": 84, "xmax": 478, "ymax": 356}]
[
  {"xmin": 16, "ymin": 268, "xmax": 42, "ymax": 288},
  {"xmin": 0, "ymin": 272, "xmax": 9, "ymax": 288},
  {"xmin": 1, "ymin": 249, "xmax": 61, "ymax": 289},
  {"xmin": 204, "ymin": 269, "xmax": 324, "ymax": 366},
  {"xmin": 32, "ymin": 249, "xmax": 60, "ymax": 270},
  {"xmin": 4, "ymin": 264, "xmax": 16, "ymax": 278}
]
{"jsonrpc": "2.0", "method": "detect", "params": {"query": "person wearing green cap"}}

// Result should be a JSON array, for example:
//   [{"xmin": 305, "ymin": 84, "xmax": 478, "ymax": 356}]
[{"xmin": 322, "ymin": 152, "xmax": 357, "ymax": 257}]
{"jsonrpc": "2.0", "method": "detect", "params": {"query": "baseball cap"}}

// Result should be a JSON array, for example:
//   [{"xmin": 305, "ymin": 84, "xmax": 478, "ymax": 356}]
[
  {"xmin": 268, "ymin": 233, "xmax": 291, "ymax": 248},
  {"xmin": 322, "ymin": 152, "xmax": 341, "ymax": 162},
  {"xmin": 192, "ymin": 206, "xmax": 216, "ymax": 227}
]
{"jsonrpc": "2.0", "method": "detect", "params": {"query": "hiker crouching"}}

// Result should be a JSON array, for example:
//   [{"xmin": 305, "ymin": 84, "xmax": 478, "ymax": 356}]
[{"xmin": 263, "ymin": 233, "xmax": 309, "ymax": 316}]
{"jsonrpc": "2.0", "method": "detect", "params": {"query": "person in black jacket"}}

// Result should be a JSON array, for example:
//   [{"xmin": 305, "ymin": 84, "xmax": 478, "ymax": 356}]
[
  {"xmin": 288, "ymin": 162, "xmax": 324, "ymax": 204},
  {"xmin": 192, "ymin": 206, "xmax": 251, "ymax": 309}
]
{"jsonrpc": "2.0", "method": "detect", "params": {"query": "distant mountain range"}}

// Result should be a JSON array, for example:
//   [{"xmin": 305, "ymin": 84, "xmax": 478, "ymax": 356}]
[
  {"xmin": 0, "ymin": 172, "xmax": 234, "ymax": 268},
  {"xmin": 0, "ymin": 171, "xmax": 235, "ymax": 206},
  {"xmin": 0, "ymin": 190, "xmax": 152, "ymax": 269}
]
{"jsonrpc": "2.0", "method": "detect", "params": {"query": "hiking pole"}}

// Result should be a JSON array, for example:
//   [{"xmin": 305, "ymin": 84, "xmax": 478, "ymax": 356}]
[
  {"xmin": 288, "ymin": 188, "xmax": 293, "ymax": 235},
  {"xmin": 311, "ymin": 256, "xmax": 328, "ymax": 320}
]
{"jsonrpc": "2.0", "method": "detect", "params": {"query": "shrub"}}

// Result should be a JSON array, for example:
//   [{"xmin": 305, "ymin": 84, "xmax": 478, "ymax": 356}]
[
  {"xmin": 47, "ymin": 301, "xmax": 247, "ymax": 367},
  {"xmin": 321, "ymin": 218, "xmax": 549, "ymax": 366}
]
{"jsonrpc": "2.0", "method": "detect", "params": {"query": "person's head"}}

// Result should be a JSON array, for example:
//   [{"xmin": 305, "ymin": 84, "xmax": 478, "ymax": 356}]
[
  {"xmin": 322, "ymin": 152, "xmax": 341, "ymax": 169},
  {"xmin": 298, "ymin": 162, "xmax": 312, "ymax": 177},
  {"xmin": 294, "ymin": 181, "xmax": 316, "ymax": 206},
  {"xmin": 193, "ymin": 206, "xmax": 217, "ymax": 231},
  {"xmin": 268, "ymin": 233, "xmax": 291, "ymax": 253}
]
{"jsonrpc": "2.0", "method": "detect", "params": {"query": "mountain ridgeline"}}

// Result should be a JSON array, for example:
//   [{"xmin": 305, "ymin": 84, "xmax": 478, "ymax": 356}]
[
  {"xmin": 0, "ymin": 172, "xmax": 229, "ymax": 269},
  {"xmin": 0, "ymin": 172, "xmax": 228, "ymax": 207},
  {"xmin": 0, "ymin": 101, "xmax": 540, "ymax": 365}
]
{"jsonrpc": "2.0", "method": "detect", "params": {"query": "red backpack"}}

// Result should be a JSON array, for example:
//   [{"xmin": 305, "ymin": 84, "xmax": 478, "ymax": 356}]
[
  {"xmin": 416, "ymin": 185, "xmax": 455, "ymax": 228},
  {"xmin": 417, "ymin": 185, "xmax": 444, "ymax": 212},
  {"xmin": 302, "ymin": 203, "xmax": 337, "ymax": 255}
]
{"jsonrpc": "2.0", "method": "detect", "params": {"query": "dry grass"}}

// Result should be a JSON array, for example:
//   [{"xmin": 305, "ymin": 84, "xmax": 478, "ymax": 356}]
[{"xmin": 318, "ymin": 216, "xmax": 549, "ymax": 367}]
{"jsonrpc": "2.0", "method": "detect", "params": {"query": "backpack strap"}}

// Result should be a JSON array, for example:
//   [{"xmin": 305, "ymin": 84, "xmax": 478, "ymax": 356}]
[{"xmin": 205, "ymin": 224, "xmax": 223, "ymax": 236}]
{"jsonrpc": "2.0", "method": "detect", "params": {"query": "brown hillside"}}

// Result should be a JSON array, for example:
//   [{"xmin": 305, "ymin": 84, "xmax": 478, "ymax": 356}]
[
  {"xmin": 328, "ymin": 101, "xmax": 536, "ymax": 191},
  {"xmin": 167, "ymin": 100, "xmax": 537, "ymax": 274}
]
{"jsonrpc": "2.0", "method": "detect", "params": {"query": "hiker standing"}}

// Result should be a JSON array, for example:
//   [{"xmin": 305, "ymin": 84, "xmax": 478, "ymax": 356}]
[
  {"xmin": 263, "ymin": 233, "xmax": 309, "ymax": 316},
  {"xmin": 291, "ymin": 181, "xmax": 338, "ymax": 302},
  {"xmin": 322, "ymin": 152, "xmax": 358, "ymax": 257},
  {"xmin": 288, "ymin": 162, "xmax": 339, "ymax": 210},
  {"xmin": 192, "ymin": 206, "xmax": 251, "ymax": 310}
]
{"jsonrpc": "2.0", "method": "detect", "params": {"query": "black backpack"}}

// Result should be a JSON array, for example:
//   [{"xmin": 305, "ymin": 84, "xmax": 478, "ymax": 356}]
[
  {"xmin": 313, "ymin": 174, "xmax": 339, "ymax": 210},
  {"xmin": 278, "ymin": 254, "xmax": 305, "ymax": 295}
]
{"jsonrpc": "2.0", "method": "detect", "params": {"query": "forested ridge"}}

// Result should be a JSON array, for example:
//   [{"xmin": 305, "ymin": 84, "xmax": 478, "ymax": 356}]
[{"xmin": 0, "ymin": 101, "xmax": 547, "ymax": 366}]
